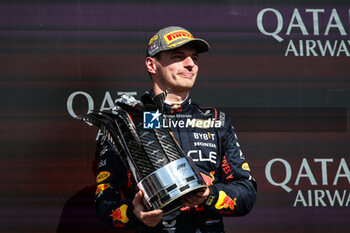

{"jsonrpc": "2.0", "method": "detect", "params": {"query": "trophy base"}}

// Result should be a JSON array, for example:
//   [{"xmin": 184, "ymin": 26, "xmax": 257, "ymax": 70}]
[{"xmin": 137, "ymin": 157, "xmax": 207, "ymax": 215}]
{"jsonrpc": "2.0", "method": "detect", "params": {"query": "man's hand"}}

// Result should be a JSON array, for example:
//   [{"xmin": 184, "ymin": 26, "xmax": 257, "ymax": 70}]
[
  {"xmin": 181, "ymin": 187, "xmax": 210, "ymax": 208},
  {"xmin": 132, "ymin": 190, "xmax": 163, "ymax": 227}
]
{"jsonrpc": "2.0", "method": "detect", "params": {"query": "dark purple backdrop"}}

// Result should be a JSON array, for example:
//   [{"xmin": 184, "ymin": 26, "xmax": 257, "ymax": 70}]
[{"xmin": 0, "ymin": 1, "xmax": 349, "ymax": 232}]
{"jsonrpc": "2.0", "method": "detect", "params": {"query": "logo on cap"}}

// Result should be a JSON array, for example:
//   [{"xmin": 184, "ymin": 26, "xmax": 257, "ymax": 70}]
[
  {"xmin": 148, "ymin": 35, "xmax": 159, "ymax": 45},
  {"xmin": 163, "ymin": 30, "xmax": 194, "ymax": 45}
]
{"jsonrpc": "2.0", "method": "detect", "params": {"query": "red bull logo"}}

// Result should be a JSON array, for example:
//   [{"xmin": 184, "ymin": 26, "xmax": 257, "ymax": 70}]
[
  {"xmin": 201, "ymin": 171, "xmax": 215, "ymax": 186},
  {"xmin": 215, "ymin": 191, "xmax": 237, "ymax": 211},
  {"xmin": 170, "ymin": 103, "xmax": 182, "ymax": 113},
  {"xmin": 110, "ymin": 204, "xmax": 129, "ymax": 223}
]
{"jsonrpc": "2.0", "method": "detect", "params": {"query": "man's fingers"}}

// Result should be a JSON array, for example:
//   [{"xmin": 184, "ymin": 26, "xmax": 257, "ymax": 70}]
[
  {"xmin": 132, "ymin": 191, "xmax": 142, "ymax": 205},
  {"xmin": 182, "ymin": 195, "xmax": 197, "ymax": 207},
  {"xmin": 181, "ymin": 189, "xmax": 209, "ymax": 207},
  {"xmin": 132, "ymin": 190, "xmax": 163, "ymax": 227},
  {"xmin": 141, "ymin": 209, "xmax": 163, "ymax": 218},
  {"xmin": 138, "ymin": 208, "xmax": 163, "ymax": 227},
  {"xmin": 136, "ymin": 190, "xmax": 143, "ymax": 198}
]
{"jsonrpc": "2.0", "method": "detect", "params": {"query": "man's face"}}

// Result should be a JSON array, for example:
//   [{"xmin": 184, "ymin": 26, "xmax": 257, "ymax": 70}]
[{"xmin": 153, "ymin": 45, "xmax": 199, "ymax": 93}]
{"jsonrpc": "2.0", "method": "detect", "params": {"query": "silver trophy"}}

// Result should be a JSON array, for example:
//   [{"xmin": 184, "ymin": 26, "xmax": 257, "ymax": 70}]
[{"xmin": 78, "ymin": 92, "xmax": 206, "ymax": 215}]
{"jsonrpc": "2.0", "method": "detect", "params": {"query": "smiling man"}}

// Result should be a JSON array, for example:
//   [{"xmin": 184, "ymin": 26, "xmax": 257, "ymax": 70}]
[
  {"xmin": 147, "ymin": 44, "xmax": 199, "ymax": 100},
  {"xmin": 95, "ymin": 26, "xmax": 257, "ymax": 233}
]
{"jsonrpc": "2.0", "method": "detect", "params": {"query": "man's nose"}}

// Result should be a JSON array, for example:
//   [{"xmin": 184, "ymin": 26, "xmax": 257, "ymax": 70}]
[{"xmin": 183, "ymin": 56, "xmax": 195, "ymax": 68}]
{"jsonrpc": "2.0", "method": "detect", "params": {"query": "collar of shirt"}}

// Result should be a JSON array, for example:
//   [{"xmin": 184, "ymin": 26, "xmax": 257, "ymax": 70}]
[{"xmin": 148, "ymin": 89, "xmax": 192, "ymax": 115}]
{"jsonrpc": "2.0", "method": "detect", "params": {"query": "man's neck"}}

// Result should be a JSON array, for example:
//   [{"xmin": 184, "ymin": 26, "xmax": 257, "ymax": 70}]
[{"xmin": 165, "ymin": 92, "xmax": 189, "ymax": 103}]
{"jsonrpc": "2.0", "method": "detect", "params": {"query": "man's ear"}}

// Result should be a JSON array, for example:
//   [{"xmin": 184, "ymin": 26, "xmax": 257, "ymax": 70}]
[{"xmin": 145, "ymin": 57, "xmax": 157, "ymax": 75}]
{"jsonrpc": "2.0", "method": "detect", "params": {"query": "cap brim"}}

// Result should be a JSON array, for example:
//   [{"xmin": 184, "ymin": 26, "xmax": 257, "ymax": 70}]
[
  {"xmin": 146, "ymin": 37, "xmax": 210, "ymax": 57},
  {"xmin": 182, "ymin": 38, "xmax": 210, "ymax": 53}
]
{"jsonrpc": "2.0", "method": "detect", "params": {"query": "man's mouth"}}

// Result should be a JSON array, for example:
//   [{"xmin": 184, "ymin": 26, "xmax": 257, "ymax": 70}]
[{"xmin": 179, "ymin": 72, "xmax": 193, "ymax": 78}]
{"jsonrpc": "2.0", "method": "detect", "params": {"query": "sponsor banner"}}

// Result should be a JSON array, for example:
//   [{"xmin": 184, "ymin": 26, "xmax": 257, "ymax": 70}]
[
  {"xmin": 257, "ymin": 7, "xmax": 350, "ymax": 57},
  {"xmin": 265, "ymin": 157, "xmax": 350, "ymax": 207}
]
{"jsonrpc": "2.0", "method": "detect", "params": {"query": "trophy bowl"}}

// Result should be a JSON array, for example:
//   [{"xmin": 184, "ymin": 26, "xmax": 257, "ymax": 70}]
[{"xmin": 138, "ymin": 157, "xmax": 206, "ymax": 215}]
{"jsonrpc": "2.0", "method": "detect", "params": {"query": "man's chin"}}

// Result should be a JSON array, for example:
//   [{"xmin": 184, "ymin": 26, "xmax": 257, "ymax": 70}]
[{"xmin": 172, "ymin": 85, "xmax": 194, "ymax": 93}]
